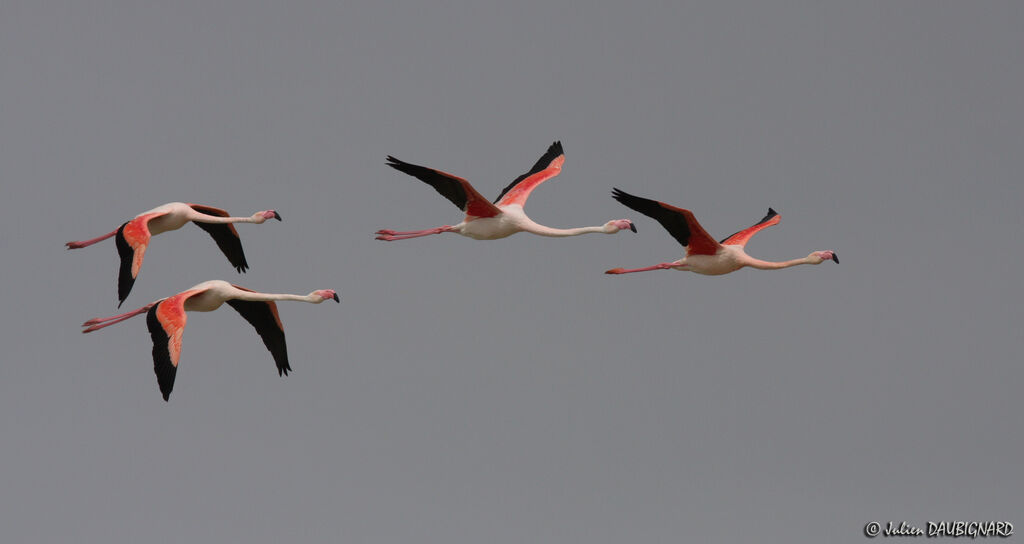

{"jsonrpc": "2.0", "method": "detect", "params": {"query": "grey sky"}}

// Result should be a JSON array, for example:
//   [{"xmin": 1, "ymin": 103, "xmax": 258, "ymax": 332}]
[{"xmin": 1, "ymin": 1, "xmax": 1021, "ymax": 542}]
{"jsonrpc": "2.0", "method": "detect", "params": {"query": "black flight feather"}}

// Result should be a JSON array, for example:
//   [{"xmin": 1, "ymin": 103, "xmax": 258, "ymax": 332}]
[
  {"xmin": 386, "ymin": 156, "xmax": 468, "ymax": 211},
  {"xmin": 114, "ymin": 222, "xmax": 135, "ymax": 307},
  {"xmin": 611, "ymin": 188, "xmax": 693, "ymax": 248},
  {"xmin": 147, "ymin": 304, "xmax": 177, "ymax": 402},
  {"xmin": 226, "ymin": 299, "xmax": 291, "ymax": 376}
]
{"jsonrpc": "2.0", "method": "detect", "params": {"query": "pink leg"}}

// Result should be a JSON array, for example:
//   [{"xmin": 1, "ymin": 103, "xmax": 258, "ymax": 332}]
[
  {"xmin": 605, "ymin": 262, "xmax": 678, "ymax": 275},
  {"xmin": 82, "ymin": 303, "xmax": 154, "ymax": 332},
  {"xmin": 375, "ymin": 226, "xmax": 453, "ymax": 241},
  {"xmin": 66, "ymin": 229, "xmax": 118, "ymax": 249}
]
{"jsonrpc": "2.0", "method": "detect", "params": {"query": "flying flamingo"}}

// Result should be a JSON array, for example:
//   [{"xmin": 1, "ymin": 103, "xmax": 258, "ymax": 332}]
[
  {"xmin": 605, "ymin": 188, "xmax": 837, "ymax": 276},
  {"xmin": 375, "ymin": 141, "xmax": 636, "ymax": 241},
  {"xmin": 66, "ymin": 202, "xmax": 281, "ymax": 306},
  {"xmin": 81, "ymin": 280, "xmax": 339, "ymax": 401}
]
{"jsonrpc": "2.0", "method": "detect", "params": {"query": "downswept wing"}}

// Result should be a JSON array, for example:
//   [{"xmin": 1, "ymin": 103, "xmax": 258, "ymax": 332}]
[
  {"xmin": 188, "ymin": 204, "xmax": 250, "ymax": 273},
  {"xmin": 386, "ymin": 156, "xmax": 501, "ymax": 218},
  {"xmin": 147, "ymin": 288, "xmax": 208, "ymax": 401},
  {"xmin": 493, "ymin": 141, "xmax": 565, "ymax": 207},
  {"xmin": 116, "ymin": 211, "xmax": 169, "ymax": 307},
  {"xmin": 719, "ymin": 208, "xmax": 780, "ymax": 247},
  {"xmin": 611, "ymin": 188, "xmax": 720, "ymax": 256},
  {"xmin": 226, "ymin": 284, "xmax": 290, "ymax": 377}
]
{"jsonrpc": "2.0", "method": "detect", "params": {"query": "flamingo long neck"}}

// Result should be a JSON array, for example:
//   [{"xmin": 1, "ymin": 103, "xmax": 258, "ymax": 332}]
[
  {"xmin": 521, "ymin": 223, "xmax": 607, "ymax": 238},
  {"xmin": 232, "ymin": 291, "xmax": 319, "ymax": 303},
  {"xmin": 192, "ymin": 213, "xmax": 260, "ymax": 224},
  {"xmin": 742, "ymin": 256, "xmax": 816, "ymax": 270}
]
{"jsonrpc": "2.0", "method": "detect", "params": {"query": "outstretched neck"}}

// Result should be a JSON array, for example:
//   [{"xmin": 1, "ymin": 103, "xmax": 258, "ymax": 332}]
[
  {"xmin": 233, "ymin": 291, "xmax": 320, "ymax": 303},
  {"xmin": 742, "ymin": 256, "xmax": 815, "ymax": 270},
  {"xmin": 194, "ymin": 213, "xmax": 262, "ymax": 224},
  {"xmin": 521, "ymin": 222, "xmax": 607, "ymax": 238}
]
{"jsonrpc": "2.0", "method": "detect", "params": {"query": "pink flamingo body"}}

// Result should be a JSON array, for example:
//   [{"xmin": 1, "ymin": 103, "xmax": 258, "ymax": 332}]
[
  {"xmin": 81, "ymin": 280, "xmax": 339, "ymax": 401},
  {"xmin": 66, "ymin": 202, "xmax": 281, "ymax": 306},
  {"xmin": 376, "ymin": 142, "xmax": 636, "ymax": 241},
  {"xmin": 605, "ymin": 188, "xmax": 837, "ymax": 276}
]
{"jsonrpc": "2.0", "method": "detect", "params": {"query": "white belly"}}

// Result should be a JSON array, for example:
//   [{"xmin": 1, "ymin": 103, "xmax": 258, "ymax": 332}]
[
  {"xmin": 684, "ymin": 250, "xmax": 744, "ymax": 276},
  {"xmin": 458, "ymin": 215, "xmax": 522, "ymax": 240},
  {"xmin": 139, "ymin": 203, "xmax": 191, "ymax": 235}
]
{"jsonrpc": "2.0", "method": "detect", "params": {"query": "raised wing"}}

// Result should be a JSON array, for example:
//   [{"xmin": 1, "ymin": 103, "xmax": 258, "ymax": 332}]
[
  {"xmin": 226, "ymin": 284, "xmax": 290, "ymax": 377},
  {"xmin": 188, "ymin": 204, "xmax": 250, "ymax": 273},
  {"xmin": 611, "ymin": 188, "xmax": 719, "ymax": 256},
  {"xmin": 146, "ymin": 288, "xmax": 207, "ymax": 401},
  {"xmin": 386, "ymin": 156, "xmax": 501, "ymax": 218},
  {"xmin": 719, "ymin": 208, "xmax": 780, "ymax": 247},
  {"xmin": 115, "ymin": 211, "xmax": 168, "ymax": 307},
  {"xmin": 493, "ymin": 141, "xmax": 565, "ymax": 207}
]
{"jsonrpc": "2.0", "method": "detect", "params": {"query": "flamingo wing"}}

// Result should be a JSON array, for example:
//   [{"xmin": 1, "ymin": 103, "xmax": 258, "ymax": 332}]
[
  {"xmin": 115, "ymin": 211, "xmax": 168, "ymax": 307},
  {"xmin": 187, "ymin": 204, "xmax": 250, "ymax": 273},
  {"xmin": 225, "ymin": 285, "xmax": 290, "ymax": 377},
  {"xmin": 493, "ymin": 141, "xmax": 565, "ymax": 207},
  {"xmin": 719, "ymin": 208, "xmax": 780, "ymax": 246},
  {"xmin": 611, "ymin": 188, "xmax": 720, "ymax": 256},
  {"xmin": 386, "ymin": 156, "xmax": 501, "ymax": 218},
  {"xmin": 146, "ymin": 289, "xmax": 207, "ymax": 401}
]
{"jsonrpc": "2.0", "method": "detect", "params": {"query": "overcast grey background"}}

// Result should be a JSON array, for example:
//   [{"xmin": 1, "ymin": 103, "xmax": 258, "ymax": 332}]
[{"xmin": 2, "ymin": 1, "xmax": 1021, "ymax": 542}]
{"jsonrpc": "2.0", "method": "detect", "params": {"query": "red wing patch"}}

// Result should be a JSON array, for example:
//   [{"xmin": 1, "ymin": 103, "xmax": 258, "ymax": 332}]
[
  {"xmin": 154, "ymin": 289, "xmax": 205, "ymax": 368},
  {"xmin": 122, "ymin": 212, "xmax": 167, "ymax": 278},
  {"xmin": 428, "ymin": 166, "xmax": 498, "ymax": 217},
  {"xmin": 719, "ymin": 209, "xmax": 781, "ymax": 247},
  {"xmin": 663, "ymin": 204, "xmax": 719, "ymax": 256},
  {"xmin": 495, "ymin": 155, "xmax": 564, "ymax": 207},
  {"xmin": 456, "ymin": 179, "xmax": 501, "ymax": 219}
]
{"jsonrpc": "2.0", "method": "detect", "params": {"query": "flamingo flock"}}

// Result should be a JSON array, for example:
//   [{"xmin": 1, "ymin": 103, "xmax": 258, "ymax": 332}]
[{"xmin": 71, "ymin": 141, "xmax": 837, "ymax": 401}]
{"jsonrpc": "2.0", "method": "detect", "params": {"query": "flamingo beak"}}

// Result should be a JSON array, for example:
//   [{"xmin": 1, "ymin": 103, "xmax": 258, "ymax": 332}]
[
  {"xmin": 332, "ymin": 292, "xmax": 340, "ymax": 303},
  {"xmin": 273, "ymin": 211, "xmax": 282, "ymax": 221},
  {"xmin": 629, "ymin": 222, "xmax": 637, "ymax": 233},
  {"xmin": 831, "ymin": 252, "xmax": 839, "ymax": 264}
]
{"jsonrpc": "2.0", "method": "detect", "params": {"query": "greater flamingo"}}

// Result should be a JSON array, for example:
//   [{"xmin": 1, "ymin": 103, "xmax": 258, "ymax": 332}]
[
  {"xmin": 66, "ymin": 202, "xmax": 281, "ymax": 306},
  {"xmin": 605, "ymin": 188, "xmax": 837, "ymax": 276},
  {"xmin": 81, "ymin": 280, "xmax": 339, "ymax": 401},
  {"xmin": 375, "ymin": 141, "xmax": 636, "ymax": 241}
]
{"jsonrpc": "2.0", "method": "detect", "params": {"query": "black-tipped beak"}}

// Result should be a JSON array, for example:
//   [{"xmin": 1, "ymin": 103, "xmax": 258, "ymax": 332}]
[
  {"xmin": 273, "ymin": 211, "xmax": 282, "ymax": 221},
  {"xmin": 831, "ymin": 252, "xmax": 839, "ymax": 264},
  {"xmin": 332, "ymin": 293, "xmax": 340, "ymax": 303},
  {"xmin": 629, "ymin": 223, "xmax": 637, "ymax": 233}
]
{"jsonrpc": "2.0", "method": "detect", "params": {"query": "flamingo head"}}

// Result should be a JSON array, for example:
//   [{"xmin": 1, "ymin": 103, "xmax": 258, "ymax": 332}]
[
  {"xmin": 312, "ymin": 289, "xmax": 340, "ymax": 303},
  {"xmin": 809, "ymin": 250, "xmax": 839, "ymax": 264},
  {"xmin": 606, "ymin": 219, "xmax": 637, "ymax": 234},
  {"xmin": 254, "ymin": 210, "xmax": 282, "ymax": 223}
]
